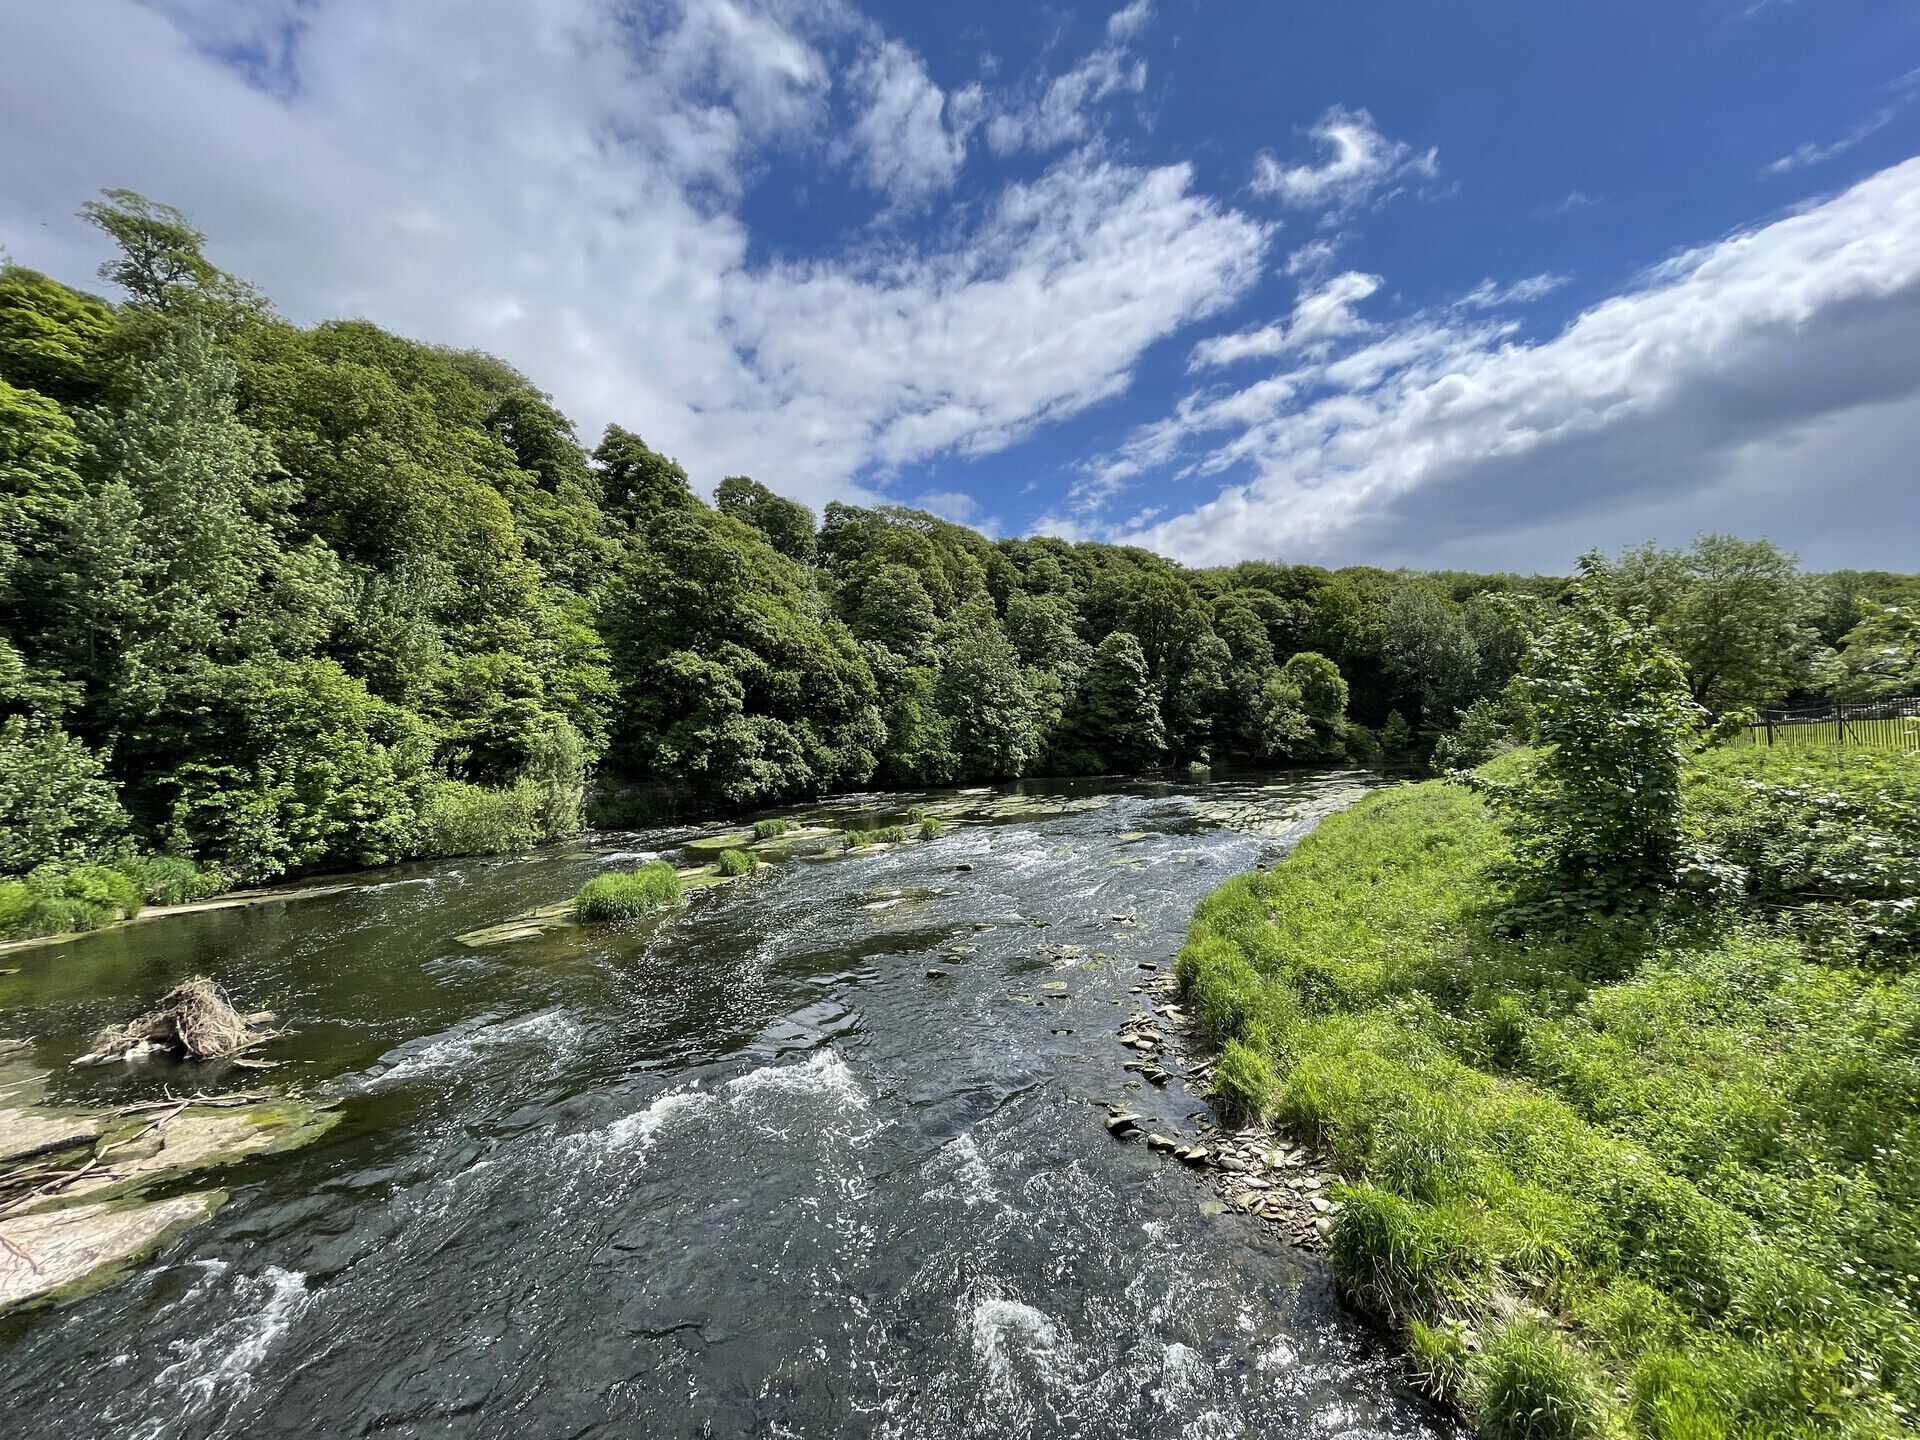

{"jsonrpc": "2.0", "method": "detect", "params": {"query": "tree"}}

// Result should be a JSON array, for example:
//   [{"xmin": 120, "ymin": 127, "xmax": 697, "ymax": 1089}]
[
  {"xmin": 716, "ymin": 474, "xmax": 817, "ymax": 564},
  {"xmin": 1820, "ymin": 604, "xmax": 1920, "ymax": 701},
  {"xmin": 934, "ymin": 602, "xmax": 1041, "ymax": 778},
  {"xmin": 80, "ymin": 189, "xmax": 264, "ymax": 326},
  {"xmin": 595, "ymin": 425, "xmax": 695, "ymax": 524},
  {"xmin": 1382, "ymin": 586, "xmax": 1477, "ymax": 731},
  {"xmin": 1616, "ymin": 535, "xmax": 1815, "ymax": 710},
  {"xmin": 1055, "ymin": 632, "xmax": 1164, "ymax": 773},
  {"xmin": 1490, "ymin": 557, "xmax": 1705, "ymax": 927}
]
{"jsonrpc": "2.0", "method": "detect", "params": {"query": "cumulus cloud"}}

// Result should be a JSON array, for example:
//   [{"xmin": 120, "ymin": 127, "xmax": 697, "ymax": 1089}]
[
  {"xmin": 0, "ymin": 0, "xmax": 1266, "ymax": 511},
  {"xmin": 1250, "ymin": 105, "xmax": 1438, "ymax": 214},
  {"xmin": 1102, "ymin": 159, "xmax": 1920, "ymax": 569},
  {"xmin": 1188, "ymin": 270, "xmax": 1381, "ymax": 369}
]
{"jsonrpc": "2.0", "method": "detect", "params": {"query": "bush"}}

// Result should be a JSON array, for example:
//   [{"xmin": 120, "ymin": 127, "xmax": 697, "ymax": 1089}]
[
  {"xmin": 119, "ymin": 853, "xmax": 224, "ymax": 905},
  {"xmin": 716, "ymin": 848, "xmax": 758, "ymax": 876},
  {"xmin": 1486, "ymin": 558, "xmax": 1704, "ymax": 929},
  {"xmin": 573, "ymin": 862, "xmax": 682, "ymax": 922},
  {"xmin": 752, "ymin": 817, "xmax": 796, "ymax": 840},
  {"xmin": 0, "ymin": 881, "xmax": 33, "ymax": 937},
  {"xmin": 918, "ymin": 817, "xmax": 943, "ymax": 841},
  {"xmin": 1473, "ymin": 1321, "xmax": 1615, "ymax": 1440},
  {"xmin": 415, "ymin": 777, "xmax": 547, "ymax": 858},
  {"xmin": 61, "ymin": 863, "xmax": 141, "ymax": 919}
]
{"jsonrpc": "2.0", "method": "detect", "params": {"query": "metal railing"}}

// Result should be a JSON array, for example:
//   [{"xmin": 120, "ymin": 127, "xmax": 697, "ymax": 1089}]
[{"xmin": 1735, "ymin": 696, "xmax": 1920, "ymax": 752}]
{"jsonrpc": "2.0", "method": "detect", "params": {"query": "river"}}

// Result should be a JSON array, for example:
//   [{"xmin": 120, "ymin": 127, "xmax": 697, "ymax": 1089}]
[{"xmin": 0, "ymin": 770, "xmax": 1459, "ymax": 1440}]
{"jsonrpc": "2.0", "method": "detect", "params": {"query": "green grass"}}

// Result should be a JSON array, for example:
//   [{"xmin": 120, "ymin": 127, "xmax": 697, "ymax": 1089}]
[
  {"xmin": 716, "ymin": 847, "xmax": 759, "ymax": 876},
  {"xmin": 572, "ymin": 862, "xmax": 683, "ymax": 923},
  {"xmin": 0, "ymin": 856, "xmax": 225, "ymax": 941},
  {"xmin": 752, "ymin": 817, "xmax": 797, "ymax": 840},
  {"xmin": 1177, "ymin": 746, "xmax": 1920, "ymax": 1440},
  {"xmin": 844, "ymin": 824, "xmax": 913, "ymax": 849}
]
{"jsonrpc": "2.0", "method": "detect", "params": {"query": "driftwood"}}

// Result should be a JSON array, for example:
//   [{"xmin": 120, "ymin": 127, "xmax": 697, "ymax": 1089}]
[{"xmin": 74, "ymin": 978, "xmax": 280, "ymax": 1067}]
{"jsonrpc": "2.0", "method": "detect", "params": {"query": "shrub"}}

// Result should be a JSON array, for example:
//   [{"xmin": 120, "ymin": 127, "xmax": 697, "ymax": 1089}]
[
  {"xmin": 1486, "ymin": 557, "xmax": 1705, "ymax": 929},
  {"xmin": 0, "ymin": 881, "xmax": 33, "ymax": 937},
  {"xmin": 752, "ymin": 817, "xmax": 796, "ymax": 840},
  {"xmin": 573, "ymin": 862, "xmax": 683, "ymax": 923},
  {"xmin": 61, "ymin": 863, "xmax": 141, "ymax": 919},
  {"xmin": 918, "ymin": 817, "xmax": 943, "ymax": 841},
  {"xmin": 716, "ymin": 848, "xmax": 758, "ymax": 876},
  {"xmin": 1211, "ymin": 1038, "xmax": 1274, "ymax": 1122},
  {"xmin": 118, "ymin": 853, "xmax": 224, "ymax": 905},
  {"xmin": 415, "ymin": 777, "xmax": 547, "ymax": 858},
  {"xmin": 1473, "ymin": 1321, "xmax": 1615, "ymax": 1440}
]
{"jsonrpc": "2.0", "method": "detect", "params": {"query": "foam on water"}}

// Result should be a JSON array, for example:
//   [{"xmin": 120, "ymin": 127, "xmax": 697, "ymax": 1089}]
[
  {"xmin": 354, "ymin": 1009, "xmax": 580, "ymax": 1088},
  {"xmin": 968, "ymin": 1295, "xmax": 1064, "ymax": 1390},
  {"xmin": 724, "ymin": 1048, "xmax": 869, "ymax": 1111},
  {"xmin": 131, "ymin": 1267, "xmax": 311, "ymax": 1437}
]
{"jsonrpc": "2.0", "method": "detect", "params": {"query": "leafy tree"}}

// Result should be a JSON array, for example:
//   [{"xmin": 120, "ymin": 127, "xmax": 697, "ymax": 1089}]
[
  {"xmin": 1820, "ymin": 603, "xmax": 1920, "ymax": 701},
  {"xmin": 0, "ymin": 265, "xmax": 114, "ymax": 402},
  {"xmin": 1490, "ymin": 558, "xmax": 1705, "ymax": 926},
  {"xmin": 934, "ymin": 602, "xmax": 1041, "ymax": 778},
  {"xmin": 1616, "ymin": 535, "xmax": 1815, "ymax": 710},
  {"xmin": 0, "ymin": 717, "xmax": 128, "ymax": 871},
  {"xmin": 1382, "ymin": 586, "xmax": 1477, "ymax": 731},
  {"xmin": 1055, "ymin": 632, "xmax": 1164, "ymax": 773},
  {"xmin": 716, "ymin": 474, "xmax": 817, "ymax": 564}
]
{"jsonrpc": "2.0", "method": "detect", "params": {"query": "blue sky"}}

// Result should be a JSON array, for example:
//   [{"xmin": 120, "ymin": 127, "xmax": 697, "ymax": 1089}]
[{"xmin": 2, "ymin": 0, "xmax": 1917, "ymax": 570}]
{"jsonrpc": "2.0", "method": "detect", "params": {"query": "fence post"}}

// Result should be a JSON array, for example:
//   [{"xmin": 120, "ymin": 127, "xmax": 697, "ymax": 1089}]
[{"xmin": 1835, "ymin": 704, "xmax": 1850, "ymax": 748}]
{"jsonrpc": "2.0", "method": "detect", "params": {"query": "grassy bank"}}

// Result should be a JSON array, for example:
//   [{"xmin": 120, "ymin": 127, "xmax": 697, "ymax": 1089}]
[{"xmin": 1178, "ymin": 746, "xmax": 1920, "ymax": 1439}]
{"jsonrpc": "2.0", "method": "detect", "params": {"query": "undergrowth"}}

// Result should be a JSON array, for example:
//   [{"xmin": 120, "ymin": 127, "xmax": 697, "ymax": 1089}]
[{"xmin": 1178, "ymin": 746, "xmax": 1920, "ymax": 1439}]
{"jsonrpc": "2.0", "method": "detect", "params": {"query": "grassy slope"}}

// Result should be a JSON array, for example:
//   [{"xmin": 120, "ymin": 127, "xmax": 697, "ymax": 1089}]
[{"xmin": 1177, "ymin": 748, "xmax": 1920, "ymax": 1440}]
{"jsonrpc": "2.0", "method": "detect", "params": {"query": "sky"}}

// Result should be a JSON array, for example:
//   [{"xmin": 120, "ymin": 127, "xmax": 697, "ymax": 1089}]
[{"xmin": 2, "ymin": 0, "xmax": 1917, "ymax": 573}]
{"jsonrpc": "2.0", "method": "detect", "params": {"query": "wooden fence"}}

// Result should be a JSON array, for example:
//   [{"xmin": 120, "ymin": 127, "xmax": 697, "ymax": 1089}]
[{"xmin": 1733, "ymin": 696, "xmax": 1920, "ymax": 753}]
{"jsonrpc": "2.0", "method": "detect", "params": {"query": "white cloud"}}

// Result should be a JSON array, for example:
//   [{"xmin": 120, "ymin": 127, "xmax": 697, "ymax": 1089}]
[
  {"xmin": 1188, "ymin": 270, "xmax": 1381, "ymax": 369},
  {"xmin": 1250, "ymin": 105, "xmax": 1438, "ymax": 214},
  {"xmin": 1100, "ymin": 159, "xmax": 1920, "ymax": 569},
  {"xmin": 0, "ymin": 0, "xmax": 1267, "ymax": 512},
  {"xmin": 984, "ymin": 7, "xmax": 1151, "ymax": 155},
  {"xmin": 1107, "ymin": 0, "xmax": 1154, "ymax": 42},
  {"xmin": 846, "ymin": 39, "xmax": 980, "ymax": 205},
  {"xmin": 1284, "ymin": 238, "xmax": 1341, "ymax": 276},
  {"xmin": 1455, "ymin": 272, "xmax": 1568, "ymax": 309}
]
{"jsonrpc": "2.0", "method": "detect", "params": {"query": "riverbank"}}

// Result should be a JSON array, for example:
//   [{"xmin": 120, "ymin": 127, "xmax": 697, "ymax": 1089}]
[{"xmin": 1174, "ymin": 747, "xmax": 1920, "ymax": 1439}]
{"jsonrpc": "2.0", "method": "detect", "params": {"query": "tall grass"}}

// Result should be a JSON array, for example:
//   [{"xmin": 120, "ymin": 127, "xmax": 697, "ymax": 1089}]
[
  {"xmin": 1176, "ymin": 747, "xmax": 1920, "ymax": 1439},
  {"xmin": 573, "ymin": 862, "xmax": 683, "ymax": 923}
]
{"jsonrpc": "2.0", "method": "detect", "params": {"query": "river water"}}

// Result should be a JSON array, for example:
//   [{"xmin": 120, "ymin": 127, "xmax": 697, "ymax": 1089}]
[{"xmin": 0, "ymin": 771, "xmax": 1459, "ymax": 1440}]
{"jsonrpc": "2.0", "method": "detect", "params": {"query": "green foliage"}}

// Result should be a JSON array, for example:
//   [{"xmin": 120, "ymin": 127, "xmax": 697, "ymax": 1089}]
[
  {"xmin": 1176, "ymin": 748, "xmax": 1920, "ymax": 1440},
  {"xmin": 117, "ymin": 852, "xmax": 223, "ymax": 905},
  {"xmin": 1488, "ymin": 559, "xmax": 1706, "ymax": 927},
  {"xmin": 917, "ymin": 817, "xmax": 943, "ymax": 841},
  {"xmin": 573, "ymin": 861, "xmax": 682, "ymax": 923},
  {"xmin": 1473, "ymin": 1321, "xmax": 1616, "ymax": 1440},
  {"xmin": 716, "ymin": 847, "xmax": 758, "ymax": 876},
  {"xmin": 0, "ymin": 716, "xmax": 129, "ymax": 871},
  {"xmin": 753, "ymin": 817, "xmax": 797, "ymax": 840},
  {"xmin": 1615, "ymin": 534, "xmax": 1817, "ymax": 710},
  {"xmin": 8, "ymin": 190, "xmax": 1897, "ymax": 912},
  {"xmin": 844, "ymin": 824, "xmax": 913, "ymax": 848},
  {"xmin": 1211, "ymin": 1038, "xmax": 1274, "ymax": 1122}
]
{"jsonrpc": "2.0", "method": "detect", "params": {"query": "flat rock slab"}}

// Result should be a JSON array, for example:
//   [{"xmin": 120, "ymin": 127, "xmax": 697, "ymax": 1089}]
[
  {"xmin": 0, "ymin": 1108, "xmax": 98, "ymax": 1167},
  {"xmin": 0, "ymin": 1191, "xmax": 223, "ymax": 1312},
  {"xmin": 58, "ymin": 1102, "xmax": 341, "ymax": 1203}
]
